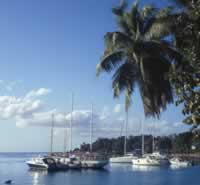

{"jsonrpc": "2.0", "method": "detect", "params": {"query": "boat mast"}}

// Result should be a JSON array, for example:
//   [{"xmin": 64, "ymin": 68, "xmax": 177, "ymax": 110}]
[
  {"xmin": 90, "ymin": 103, "xmax": 93, "ymax": 153},
  {"xmin": 120, "ymin": 121, "xmax": 123, "ymax": 137},
  {"xmin": 63, "ymin": 114, "xmax": 68, "ymax": 154},
  {"xmin": 124, "ymin": 110, "xmax": 128, "ymax": 156},
  {"xmin": 141, "ymin": 119, "xmax": 144, "ymax": 157},
  {"xmin": 50, "ymin": 113, "xmax": 54, "ymax": 155},
  {"xmin": 152, "ymin": 123, "xmax": 154, "ymax": 153},
  {"xmin": 69, "ymin": 93, "xmax": 74, "ymax": 152}
]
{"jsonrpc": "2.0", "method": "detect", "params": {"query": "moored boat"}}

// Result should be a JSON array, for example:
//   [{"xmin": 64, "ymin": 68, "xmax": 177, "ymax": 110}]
[
  {"xmin": 170, "ymin": 157, "xmax": 191, "ymax": 167},
  {"xmin": 145, "ymin": 152, "xmax": 169, "ymax": 165},
  {"xmin": 109, "ymin": 153, "xmax": 137, "ymax": 163},
  {"xmin": 26, "ymin": 156, "xmax": 48, "ymax": 170},
  {"xmin": 132, "ymin": 156, "xmax": 161, "ymax": 166}
]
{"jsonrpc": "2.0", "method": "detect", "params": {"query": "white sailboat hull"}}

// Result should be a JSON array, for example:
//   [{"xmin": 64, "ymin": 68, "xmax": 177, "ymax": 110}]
[
  {"xmin": 170, "ymin": 158, "xmax": 191, "ymax": 167},
  {"xmin": 132, "ymin": 157, "xmax": 161, "ymax": 166},
  {"xmin": 109, "ymin": 156, "xmax": 134, "ymax": 163}
]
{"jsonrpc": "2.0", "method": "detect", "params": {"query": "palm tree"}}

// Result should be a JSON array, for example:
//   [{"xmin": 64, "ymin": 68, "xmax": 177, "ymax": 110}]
[{"xmin": 96, "ymin": 0, "xmax": 181, "ymax": 117}]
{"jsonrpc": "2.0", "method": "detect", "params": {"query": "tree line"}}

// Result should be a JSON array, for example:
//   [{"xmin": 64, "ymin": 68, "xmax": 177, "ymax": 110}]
[{"xmin": 78, "ymin": 131, "xmax": 200, "ymax": 155}]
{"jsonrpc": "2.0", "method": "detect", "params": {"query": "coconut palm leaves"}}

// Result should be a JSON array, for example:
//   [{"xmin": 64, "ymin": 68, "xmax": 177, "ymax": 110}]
[{"xmin": 97, "ymin": 0, "xmax": 181, "ymax": 117}]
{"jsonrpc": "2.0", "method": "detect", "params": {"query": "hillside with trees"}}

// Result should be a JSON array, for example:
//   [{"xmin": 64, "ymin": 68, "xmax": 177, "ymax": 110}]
[{"xmin": 79, "ymin": 131, "xmax": 200, "ymax": 155}]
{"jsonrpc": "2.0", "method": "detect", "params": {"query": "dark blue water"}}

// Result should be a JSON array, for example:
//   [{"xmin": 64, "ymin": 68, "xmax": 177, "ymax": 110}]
[{"xmin": 0, "ymin": 153, "xmax": 199, "ymax": 185}]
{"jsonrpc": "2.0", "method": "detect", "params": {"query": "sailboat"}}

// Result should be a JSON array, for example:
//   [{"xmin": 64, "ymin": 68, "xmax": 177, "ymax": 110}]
[
  {"xmin": 109, "ymin": 111, "xmax": 136, "ymax": 163},
  {"xmin": 26, "ymin": 114, "xmax": 55, "ymax": 170},
  {"xmin": 81, "ymin": 104, "xmax": 109, "ymax": 169},
  {"xmin": 132, "ymin": 120, "xmax": 165, "ymax": 166},
  {"xmin": 144, "ymin": 122, "xmax": 169, "ymax": 165},
  {"xmin": 59, "ymin": 93, "xmax": 81, "ymax": 169}
]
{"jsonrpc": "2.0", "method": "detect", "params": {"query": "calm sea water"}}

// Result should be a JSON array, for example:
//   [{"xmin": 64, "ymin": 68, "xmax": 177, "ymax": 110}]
[{"xmin": 0, "ymin": 153, "xmax": 199, "ymax": 185}]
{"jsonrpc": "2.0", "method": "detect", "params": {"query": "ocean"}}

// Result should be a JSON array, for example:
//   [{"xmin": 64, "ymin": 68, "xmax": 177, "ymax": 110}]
[{"xmin": 0, "ymin": 153, "xmax": 199, "ymax": 185}]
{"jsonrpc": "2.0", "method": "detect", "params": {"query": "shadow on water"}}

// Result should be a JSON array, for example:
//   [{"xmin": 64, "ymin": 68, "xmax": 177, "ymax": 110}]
[{"xmin": 28, "ymin": 167, "xmax": 109, "ymax": 176}]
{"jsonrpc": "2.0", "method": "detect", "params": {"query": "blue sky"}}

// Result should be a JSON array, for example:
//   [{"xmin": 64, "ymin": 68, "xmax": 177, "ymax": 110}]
[{"xmin": 0, "ymin": 0, "xmax": 189, "ymax": 152}]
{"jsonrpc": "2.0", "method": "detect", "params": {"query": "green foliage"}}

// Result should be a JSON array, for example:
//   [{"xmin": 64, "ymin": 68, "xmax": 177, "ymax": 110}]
[
  {"xmin": 170, "ymin": 0, "xmax": 200, "ymax": 128},
  {"xmin": 172, "ymin": 132, "xmax": 193, "ymax": 153},
  {"xmin": 80, "ymin": 135, "xmax": 155, "ymax": 154},
  {"xmin": 79, "ymin": 131, "xmax": 199, "ymax": 154},
  {"xmin": 97, "ymin": 0, "xmax": 181, "ymax": 117}
]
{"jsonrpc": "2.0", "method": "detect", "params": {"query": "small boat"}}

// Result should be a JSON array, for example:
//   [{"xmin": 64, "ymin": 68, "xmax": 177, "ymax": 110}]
[
  {"xmin": 4, "ymin": 180, "xmax": 12, "ymax": 184},
  {"xmin": 145, "ymin": 152, "xmax": 169, "ymax": 165},
  {"xmin": 170, "ymin": 157, "xmax": 191, "ymax": 167},
  {"xmin": 132, "ymin": 156, "xmax": 161, "ymax": 166},
  {"xmin": 26, "ymin": 156, "xmax": 48, "ymax": 170}
]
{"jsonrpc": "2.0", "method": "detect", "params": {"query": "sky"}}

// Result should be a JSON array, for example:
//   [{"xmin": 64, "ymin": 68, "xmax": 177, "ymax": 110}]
[{"xmin": 0, "ymin": 0, "xmax": 190, "ymax": 152}]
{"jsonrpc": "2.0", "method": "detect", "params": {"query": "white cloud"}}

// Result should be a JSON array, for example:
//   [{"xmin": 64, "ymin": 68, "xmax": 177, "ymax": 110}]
[
  {"xmin": 18, "ymin": 108, "xmax": 190, "ymax": 138},
  {"xmin": 17, "ymin": 110, "xmax": 95, "ymax": 129},
  {"xmin": 25, "ymin": 88, "xmax": 51, "ymax": 99},
  {"xmin": 113, "ymin": 104, "xmax": 122, "ymax": 113},
  {"xmin": 128, "ymin": 119, "xmax": 190, "ymax": 136},
  {"xmin": 0, "ymin": 88, "xmax": 50, "ymax": 120},
  {"xmin": 99, "ymin": 106, "xmax": 109, "ymax": 120},
  {"xmin": 0, "ymin": 87, "xmax": 190, "ymax": 139}
]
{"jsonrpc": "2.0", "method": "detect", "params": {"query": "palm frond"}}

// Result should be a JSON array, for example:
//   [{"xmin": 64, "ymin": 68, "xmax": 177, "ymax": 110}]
[
  {"xmin": 138, "ymin": 40, "xmax": 182, "ymax": 64},
  {"xmin": 112, "ymin": 61, "xmax": 138, "ymax": 112},
  {"xmin": 138, "ymin": 56, "xmax": 174, "ymax": 117},
  {"xmin": 112, "ymin": 61, "xmax": 138, "ymax": 94},
  {"xmin": 104, "ymin": 32, "xmax": 115, "ymax": 52},
  {"xmin": 112, "ymin": 31, "xmax": 133, "ymax": 48},
  {"xmin": 125, "ymin": 87, "xmax": 132, "ymax": 112},
  {"xmin": 140, "ymin": 5, "xmax": 157, "ymax": 20},
  {"xmin": 130, "ymin": 0, "xmax": 139, "ymax": 34},
  {"xmin": 97, "ymin": 51, "xmax": 124, "ymax": 76},
  {"xmin": 156, "ymin": 6, "xmax": 174, "ymax": 19},
  {"xmin": 155, "ymin": 40, "xmax": 183, "ymax": 64},
  {"xmin": 112, "ymin": 0, "xmax": 128, "ymax": 16},
  {"xmin": 117, "ymin": 15, "xmax": 132, "ymax": 35},
  {"xmin": 144, "ymin": 8, "xmax": 176, "ymax": 40}
]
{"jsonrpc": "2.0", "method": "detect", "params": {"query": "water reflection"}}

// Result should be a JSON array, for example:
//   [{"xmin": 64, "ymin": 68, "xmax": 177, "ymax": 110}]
[
  {"xmin": 170, "ymin": 165, "xmax": 190, "ymax": 170},
  {"xmin": 132, "ymin": 165, "xmax": 161, "ymax": 172},
  {"xmin": 109, "ymin": 163, "xmax": 132, "ymax": 171},
  {"xmin": 29, "ymin": 169, "xmax": 47, "ymax": 185}
]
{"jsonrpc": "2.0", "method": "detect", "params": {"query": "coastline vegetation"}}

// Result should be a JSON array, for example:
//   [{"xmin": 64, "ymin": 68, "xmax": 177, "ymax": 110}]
[{"xmin": 78, "ymin": 131, "xmax": 200, "ymax": 155}]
